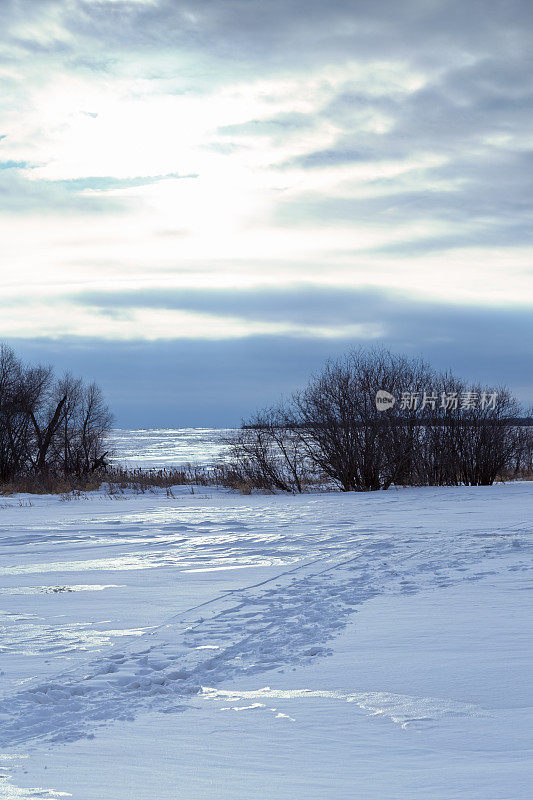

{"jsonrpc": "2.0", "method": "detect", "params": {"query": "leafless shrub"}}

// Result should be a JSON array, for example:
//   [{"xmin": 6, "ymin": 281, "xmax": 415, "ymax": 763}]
[
  {"xmin": 226, "ymin": 406, "xmax": 311, "ymax": 493},
  {"xmin": 292, "ymin": 348, "xmax": 434, "ymax": 491},
  {"xmin": 509, "ymin": 418, "xmax": 533, "ymax": 478},
  {"xmin": 454, "ymin": 387, "xmax": 524, "ymax": 486},
  {"xmin": 231, "ymin": 348, "xmax": 530, "ymax": 492}
]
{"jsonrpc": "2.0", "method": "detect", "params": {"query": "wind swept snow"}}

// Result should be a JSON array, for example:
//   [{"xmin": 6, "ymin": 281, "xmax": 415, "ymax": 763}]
[{"xmin": 0, "ymin": 483, "xmax": 531, "ymax": 798}]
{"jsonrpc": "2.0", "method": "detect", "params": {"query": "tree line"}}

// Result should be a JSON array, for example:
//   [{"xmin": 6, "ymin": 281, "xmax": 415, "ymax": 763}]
[
  {"xmin": 0, "ymin": 343, "xmax": 112, "ymax": 486},
  {"xmin": 227, "ymin": 349, "xmax": 532, "ymax": 492},
  {"xmin": 1, "ymin": 343, "xmax": 531, "ymax": 494}
]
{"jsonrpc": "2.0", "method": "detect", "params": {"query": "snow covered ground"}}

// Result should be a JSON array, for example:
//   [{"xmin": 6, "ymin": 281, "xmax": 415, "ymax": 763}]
[{"xmin": 0, "ymin": 482, "xmax": 531, "ymax": 799}]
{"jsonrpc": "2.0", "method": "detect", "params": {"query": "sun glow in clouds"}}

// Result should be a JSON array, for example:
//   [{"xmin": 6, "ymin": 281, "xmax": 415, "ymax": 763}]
[{"xmin": 0, "ymin": 0, "xmax": 532, "ymax": 347}]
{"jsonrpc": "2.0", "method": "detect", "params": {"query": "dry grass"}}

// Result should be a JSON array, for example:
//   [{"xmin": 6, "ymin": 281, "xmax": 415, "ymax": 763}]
[
  {"xmin": 2, "ymin": 464, "xmax": 530, "ymax": 497},
  {"xmin": 495, "ymin": 469, "xmax": 533, "ymax": 483},
  {"xmin": 0, "ymin": 465, "xmax": 263, "ymax": 496},
  {"xmin": 0, "ymin": 473, "xmax": 104, "ymax": 496}
]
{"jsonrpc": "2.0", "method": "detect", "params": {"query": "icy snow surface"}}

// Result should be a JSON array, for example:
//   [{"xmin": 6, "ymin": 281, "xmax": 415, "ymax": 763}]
[
  {"xmin": 109, "ymin": 428, "xmax": 234, "ymax": 468},
  {"xmin": 0, "ymin": 483, "xmax": 531, "ymax": 798}
]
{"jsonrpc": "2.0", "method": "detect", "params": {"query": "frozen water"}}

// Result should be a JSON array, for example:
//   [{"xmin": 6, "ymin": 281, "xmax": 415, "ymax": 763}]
[{"xmin": 108, "ymin": 428, "xmax": 235, "ymax": 468}]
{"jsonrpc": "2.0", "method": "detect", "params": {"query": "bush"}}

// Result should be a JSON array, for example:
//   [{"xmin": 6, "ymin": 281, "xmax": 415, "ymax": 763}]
[
  {"xmin": 228, "ymin": 348, "xmax": 530, "ymax": 492},
  {"xmin": 226, "ymin": 407, "xmax": 311, "ymax": 493}
]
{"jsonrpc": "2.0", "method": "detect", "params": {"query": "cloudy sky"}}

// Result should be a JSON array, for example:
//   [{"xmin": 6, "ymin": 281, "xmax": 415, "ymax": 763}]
[{"xmin": 1, "ymin": 0, "xmax": 532, "ymax": 425}]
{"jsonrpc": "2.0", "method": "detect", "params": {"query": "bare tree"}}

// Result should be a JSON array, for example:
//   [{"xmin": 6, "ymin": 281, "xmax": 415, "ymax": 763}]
[
  {"xmin": 0, "ymin": 343, "xmax": 113, "ymax": 484},
  {"xmin": 0, "ymin": 344, "xmax": 25, "ymax": 481},
  {"xmin": 79, "ymin": 382, "xmax": 113, "ymax": 475}
]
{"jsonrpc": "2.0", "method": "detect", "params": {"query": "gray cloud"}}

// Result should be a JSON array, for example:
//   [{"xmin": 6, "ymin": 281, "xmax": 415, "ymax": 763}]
[
  {"xmin": 271, "ymin": 51, "xmax": 533, "ymax": 249},
  {"xmin": 61, "ymin": 1, "xmax": 533, "ymax": 69},
  {"xmin": 70, "ymin": 284, "xmax": 533, "ymax": 375},
  {"xmin": 0, "ymin": 1, "xmax": 530, "ymax": 78}
]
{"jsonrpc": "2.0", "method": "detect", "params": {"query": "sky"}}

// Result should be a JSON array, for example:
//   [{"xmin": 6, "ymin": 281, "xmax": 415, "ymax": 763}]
[{"xmin": 1, "ymin": 0, "xmax": 532, "ymax": 426}]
